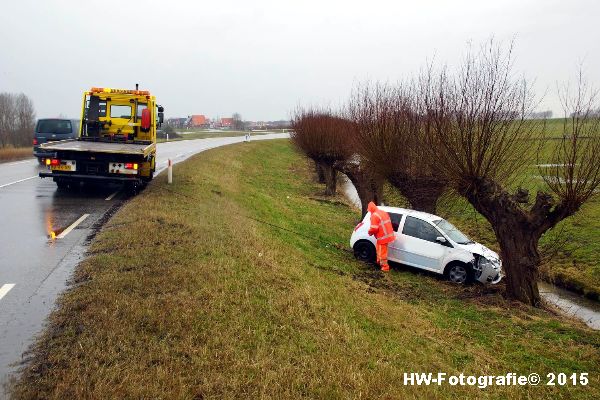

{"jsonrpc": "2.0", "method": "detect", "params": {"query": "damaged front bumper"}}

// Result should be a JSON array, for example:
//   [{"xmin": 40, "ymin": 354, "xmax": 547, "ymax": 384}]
[{"xmin": 473, "ymin": 257, "xmax": 503, "ymax": 284}]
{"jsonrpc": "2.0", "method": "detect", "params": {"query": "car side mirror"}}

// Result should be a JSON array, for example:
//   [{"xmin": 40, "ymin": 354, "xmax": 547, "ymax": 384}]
[{"xmin": 436, "ymin": 236, "xmax": 446, "ymax": 244}]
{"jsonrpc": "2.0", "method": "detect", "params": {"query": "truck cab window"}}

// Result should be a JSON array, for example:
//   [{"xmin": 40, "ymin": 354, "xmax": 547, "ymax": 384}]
[
  {"xmin": 110, "ymin": 105, "xmax": 132, "ymax": 119},
  {"xmin": 137, "ymin": 103, "xmax": 148, "ymax": 119},
  {"xmin": 85, "ymin": 97, "xmax": 106, "ymax": 119}
]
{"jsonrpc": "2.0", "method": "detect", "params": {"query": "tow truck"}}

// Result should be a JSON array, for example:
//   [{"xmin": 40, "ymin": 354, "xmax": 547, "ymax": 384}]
[{"xmin": 39, "ymin": 86, "xmax": 164, "ymax": 192}]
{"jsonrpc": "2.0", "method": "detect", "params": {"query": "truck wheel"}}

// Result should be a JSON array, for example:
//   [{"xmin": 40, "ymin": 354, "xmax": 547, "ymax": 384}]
[
  {"xmin": 126, "ymin": 181, "xmax": 144, "ymax": 195},
  {"xmin": 56, "ymin": 181, "xmax": 69, "ymax": 190}
]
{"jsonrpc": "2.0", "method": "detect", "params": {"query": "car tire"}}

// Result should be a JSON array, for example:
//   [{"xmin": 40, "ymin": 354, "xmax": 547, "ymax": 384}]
[
  {"xmin": 353, "ymin": 240, "xmax": 376, "ymax": 263},
  {"xmin": 444, "ymin": 262, "xmax": 473, "ymax": 284}
]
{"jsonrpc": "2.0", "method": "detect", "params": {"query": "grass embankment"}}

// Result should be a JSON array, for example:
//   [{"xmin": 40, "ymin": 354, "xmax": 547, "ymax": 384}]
[
  {"xmin": 0, "ymin": 147, "xmax": 32, "ymax": 163},
  {"xmin": 11, "ymin": 140, "xmax": 599, "ymax": 399}
]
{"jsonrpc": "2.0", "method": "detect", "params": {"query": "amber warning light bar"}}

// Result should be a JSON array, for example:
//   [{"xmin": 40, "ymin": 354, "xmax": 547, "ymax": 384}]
[{"xmin": 90, "ymin": 87, "xmax": 150, "ymax": 95}]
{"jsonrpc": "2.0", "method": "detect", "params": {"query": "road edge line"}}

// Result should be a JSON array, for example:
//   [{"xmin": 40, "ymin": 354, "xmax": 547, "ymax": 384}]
[
  {"xmin": 0, "ymin": 283, "xmax": 16, "ymax": 301},
  {"xmin": 57, "ymin": 214, "xmax": 90, "ymax": 239},
  {"xmin": 0, "ymin": 176, "xmax": 37, "ymax": 189}
]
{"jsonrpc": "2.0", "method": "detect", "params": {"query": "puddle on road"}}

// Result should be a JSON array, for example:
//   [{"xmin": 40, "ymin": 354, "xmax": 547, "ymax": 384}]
[{"xmin": 341, "ymin": 179, "xmax": 600, "ymax": 330}]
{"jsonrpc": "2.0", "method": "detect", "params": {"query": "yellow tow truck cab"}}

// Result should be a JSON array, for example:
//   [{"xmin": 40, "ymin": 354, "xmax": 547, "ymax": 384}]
[{"xmin": 39, "ymin": 86, "xmax": 164, "ymax": 192}]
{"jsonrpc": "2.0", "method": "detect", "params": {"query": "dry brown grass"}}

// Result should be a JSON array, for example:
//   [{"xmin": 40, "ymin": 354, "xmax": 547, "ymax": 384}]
[
  {"xmin": 0, "ymin": 147, "xmax": 32, "ymax": 163},
  {"xmin": 9, "ymin": 140, "xmax": 600, "ymax": 399}
]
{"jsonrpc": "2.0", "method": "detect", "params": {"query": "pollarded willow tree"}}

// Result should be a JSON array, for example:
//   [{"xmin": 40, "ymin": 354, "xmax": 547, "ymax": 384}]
[
  {"xmin": 291, "ymin": 108, "xmax": 383, "ymax": 210},
  {"xmin": 331, "ymin": 118, "xmax": 384, "ymax": 217},
  {"xmin": 421, "ymin": 43, "xmax": 600, "ymax": 305},
  {"xmin": 291, "ymin": 108, "xmax": 351, "ymax": 195},
  {"xmin": 349, "ymin": 83, "xmax": 447, "ymax": 214}
]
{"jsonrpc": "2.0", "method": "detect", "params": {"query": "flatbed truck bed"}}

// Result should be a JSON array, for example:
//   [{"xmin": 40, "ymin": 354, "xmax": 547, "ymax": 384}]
[{"xmin": 39, "ymin": 139, "xmax": 155, "ymax": 157}]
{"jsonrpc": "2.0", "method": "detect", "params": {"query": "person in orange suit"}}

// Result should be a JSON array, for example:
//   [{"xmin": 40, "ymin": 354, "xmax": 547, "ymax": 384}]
[{"xmin": 367, "ymin": 201, "xmax": 395, "ymax": 272}]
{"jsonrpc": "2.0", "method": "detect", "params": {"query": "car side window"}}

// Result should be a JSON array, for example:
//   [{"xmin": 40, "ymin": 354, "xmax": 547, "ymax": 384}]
[
  {"xmin": 388, "ymin": 213, "xmax": 403, "ymax": 232},
  {"xmin": 402, "ymin": 216, "xmax": 440, "ymax": 243}
]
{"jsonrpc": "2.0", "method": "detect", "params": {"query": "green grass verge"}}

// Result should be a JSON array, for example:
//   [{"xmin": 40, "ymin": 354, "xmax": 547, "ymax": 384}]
[{"xmin": 10, "ymin": 140, "xmax": 599, "ymax": 399}]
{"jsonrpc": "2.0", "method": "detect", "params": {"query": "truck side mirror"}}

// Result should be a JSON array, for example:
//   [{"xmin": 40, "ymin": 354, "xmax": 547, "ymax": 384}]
[{"xmin": 158, "ymin": 112, "xmax": 164, "ymax": 125}]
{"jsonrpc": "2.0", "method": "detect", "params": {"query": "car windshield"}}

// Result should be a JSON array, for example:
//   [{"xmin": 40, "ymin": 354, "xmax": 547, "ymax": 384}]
[
  {"xmin": 36, "ymin": 119, "xmax": 72, "ymax": 134},
  {"xmin": 433, "ymin": 219, "xmax": 473, "ymax": 244}
]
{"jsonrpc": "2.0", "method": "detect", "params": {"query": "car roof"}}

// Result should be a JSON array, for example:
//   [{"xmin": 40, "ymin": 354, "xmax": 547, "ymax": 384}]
[{"xmin": 376, "ymin": 206, "xmax": 442, "ymax": 223}]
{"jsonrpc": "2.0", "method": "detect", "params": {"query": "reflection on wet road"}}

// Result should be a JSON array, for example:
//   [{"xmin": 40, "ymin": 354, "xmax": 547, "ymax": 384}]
[{"xmin": 0, "ymin": 133, "xmax": 288, "ymax": 392}]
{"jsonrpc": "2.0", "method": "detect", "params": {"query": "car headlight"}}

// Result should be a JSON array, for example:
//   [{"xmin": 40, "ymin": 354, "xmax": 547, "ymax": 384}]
[{"xmin": 478, "ymin": 256, "xmax": 499, "ymax": 270}]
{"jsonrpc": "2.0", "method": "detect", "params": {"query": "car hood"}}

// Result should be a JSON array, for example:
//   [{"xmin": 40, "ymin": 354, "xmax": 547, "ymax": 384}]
[{"xmin": 456, "ymin": 242, "xmax": 501, "ymax": 264}]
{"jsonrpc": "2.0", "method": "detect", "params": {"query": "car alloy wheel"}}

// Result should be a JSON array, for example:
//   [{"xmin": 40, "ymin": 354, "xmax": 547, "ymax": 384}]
[{"xmin": 448, "ymin": 264, "xmax": 468, "ymax": 284}]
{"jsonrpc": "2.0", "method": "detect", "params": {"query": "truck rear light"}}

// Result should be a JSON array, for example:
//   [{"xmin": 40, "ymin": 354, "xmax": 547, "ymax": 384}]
[
  {"xmin": 354, "ymin": 222, "xmax": 364, "ymax": 232},
  {"xmin": 50, "ymin": 159, "xmax": 60, "ymax": 166},
  {"xmin": 124, "ymin": 163, "xmax": 138, "ymax": 170},
  {"xmin": 33, "ymin": 138, "xmax": 38, "ymax": 145}
]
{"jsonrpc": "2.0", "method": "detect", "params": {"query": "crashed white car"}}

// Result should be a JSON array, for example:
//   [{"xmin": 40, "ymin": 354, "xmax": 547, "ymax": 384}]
[{"xmin": 350, "ymin": 206, "xmax": 502, "ymax": 284}]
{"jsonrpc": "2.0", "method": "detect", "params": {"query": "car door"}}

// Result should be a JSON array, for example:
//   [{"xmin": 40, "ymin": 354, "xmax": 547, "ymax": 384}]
[
  {"xmin": 395, "ymin": 216, "xmax": 449, "ymax": 271},
  {"xmin": 386, "ymin": 212, "xmax": 403, "ymax": 262}
]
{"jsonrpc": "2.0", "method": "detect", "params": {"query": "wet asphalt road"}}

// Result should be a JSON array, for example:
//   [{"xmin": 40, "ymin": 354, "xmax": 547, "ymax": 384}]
[{"xmin": 0, "ymin": 133, "xmax": 287, "ymax": 393}]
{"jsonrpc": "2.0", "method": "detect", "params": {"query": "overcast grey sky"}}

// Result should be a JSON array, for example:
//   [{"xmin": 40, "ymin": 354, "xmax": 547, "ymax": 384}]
[{"xmin": 0, "ymin": 0, "xmax": 598, "ymax": 121}]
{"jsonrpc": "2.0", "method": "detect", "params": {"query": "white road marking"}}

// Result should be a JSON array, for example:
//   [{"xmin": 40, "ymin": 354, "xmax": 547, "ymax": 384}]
[
  {"xmin": 2, "ymin": 159, "xmax": 36, "ymax": 166},
  {"xmin": 0, "ymin": 283, "xmax": 16, "ymax": 301},
  {"xmin": 105, "ymin": 190, "xmax": 120, "ymax": 201},
  {"xmin": 0, "ymin": 175, "xmax": 37, "ymax": 189},
  {"xmin": 56, "ymin": 214, "xmax": 90, "ymax": 239}
]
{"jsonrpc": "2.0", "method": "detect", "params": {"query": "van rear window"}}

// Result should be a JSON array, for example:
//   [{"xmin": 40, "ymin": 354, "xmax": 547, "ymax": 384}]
[{"xmin": 36, "ymin": 120, "xmax": 72, "ymax": 134}]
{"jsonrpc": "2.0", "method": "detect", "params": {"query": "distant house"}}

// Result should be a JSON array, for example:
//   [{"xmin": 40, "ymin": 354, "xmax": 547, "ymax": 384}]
[
  {"xmin": 220, "ymin": 117, "xmax": 234, "ymax": 129},
  {"xmin": 187, "ymin": 115, "xmax": 210, "ymax": 128},
  {"xmin": 166, "ymin": 118, "xmax": 187, "ymax": 128}
]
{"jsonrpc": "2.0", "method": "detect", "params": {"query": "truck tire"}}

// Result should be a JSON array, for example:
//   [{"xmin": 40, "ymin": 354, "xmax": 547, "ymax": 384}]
[{"xmin": 56, "ymin": 180, "xmax": 69, "ymax": 190}]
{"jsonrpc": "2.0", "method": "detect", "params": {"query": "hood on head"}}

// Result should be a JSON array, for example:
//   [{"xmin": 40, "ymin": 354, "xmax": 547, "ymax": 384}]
[{"xmin": 367, "ymin": 202, "xmax": 377, "ymax": 213}]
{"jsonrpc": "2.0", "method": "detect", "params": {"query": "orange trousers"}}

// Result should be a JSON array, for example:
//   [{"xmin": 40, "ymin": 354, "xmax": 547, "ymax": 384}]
[{"xmin": 376, "ymin": 243, "xmax": 389, "ymax": 270}]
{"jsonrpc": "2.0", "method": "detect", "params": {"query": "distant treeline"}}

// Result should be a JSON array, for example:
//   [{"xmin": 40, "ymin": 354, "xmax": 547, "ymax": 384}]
[{"xmin": 0, "ymin": 93, "xmax": 36, "ymax": 148}]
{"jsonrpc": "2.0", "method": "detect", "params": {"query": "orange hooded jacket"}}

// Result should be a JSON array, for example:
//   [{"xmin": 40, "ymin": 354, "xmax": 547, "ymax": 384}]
[{"xmin": 367, "ymin": 202, "xmax": 395, "ymax": 245}]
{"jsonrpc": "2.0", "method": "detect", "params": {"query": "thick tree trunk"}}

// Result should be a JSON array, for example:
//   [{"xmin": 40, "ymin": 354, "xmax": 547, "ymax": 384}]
[
  {"xmin": 348, "ymin": 171, "xmax": 384, "ymax": 217},
  {"xmin": 461, "ymin": 179, "xmax": 547, "ymax": 306},
  {"xmin": 495, "ymin": 224, "xmax": 542, "ymax": 306},
  {"xmin": 388, "ymin": 176, "xmax": 445, "ymax": 214},
  {"xmin": 333, "ymin": 160, "xmax": 384, "ymax": 217},
  {"xmin": 322, "ymin": 164, "xmax": 337, "ymax": 196},
  {"xmin": 315, "ymin": 161, "xmax": 326, "ymax": 184}
]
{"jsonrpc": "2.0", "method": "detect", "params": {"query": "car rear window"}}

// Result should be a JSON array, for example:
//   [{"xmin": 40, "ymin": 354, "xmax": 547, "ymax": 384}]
[{"xmin": 36, "ymin": 119, "xmax": 72, "ymax": 134}]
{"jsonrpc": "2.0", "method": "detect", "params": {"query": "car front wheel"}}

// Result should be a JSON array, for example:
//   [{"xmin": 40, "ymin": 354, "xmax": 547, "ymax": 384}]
[{"xmin": 444, "ymin": 262, "xmax": 473, "ymax": 284}]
